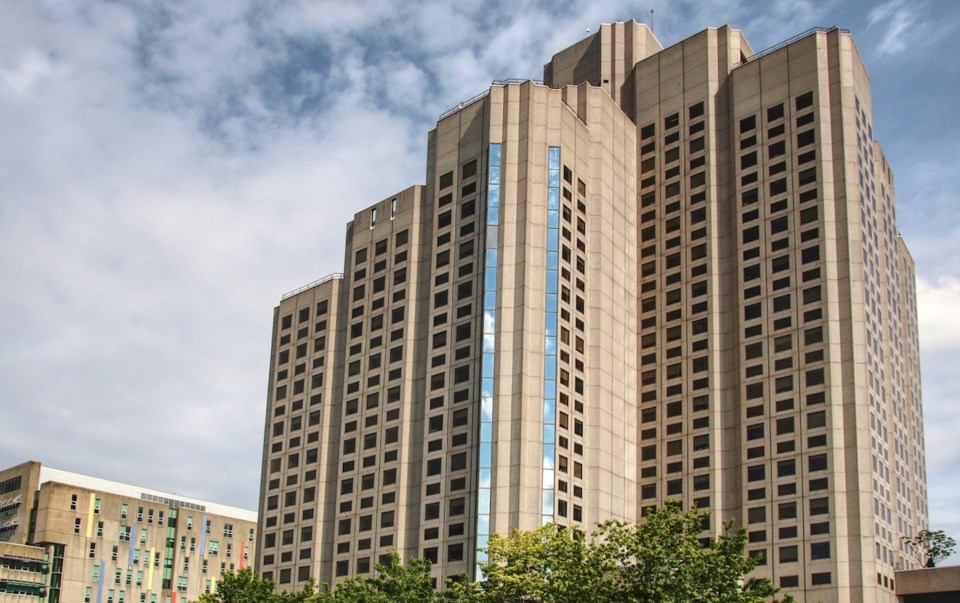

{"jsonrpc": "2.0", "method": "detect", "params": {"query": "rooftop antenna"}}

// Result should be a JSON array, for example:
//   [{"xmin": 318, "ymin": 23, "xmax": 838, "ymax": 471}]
[{"xmin": 650, "ymin": 9, "xmax": 655, "ymax": 35}]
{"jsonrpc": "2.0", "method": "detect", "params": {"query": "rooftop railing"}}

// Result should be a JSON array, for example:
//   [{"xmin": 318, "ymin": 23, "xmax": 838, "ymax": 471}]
[
  {"xmin": 281, "ymin": 272, "xmax": 343, "ymax": 300},
  {"xmin": 439, "ymin": 79, "xmax": 546, "ymax": 120},
  {"xmin": 733, "ymin": 26, "xmax": 850, "ymax": 69}
]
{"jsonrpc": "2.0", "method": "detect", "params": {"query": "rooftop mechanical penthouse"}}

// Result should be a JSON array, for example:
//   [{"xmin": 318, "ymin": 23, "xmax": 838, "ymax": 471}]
[{"xmin": 256, "ymin": 21, "xmax": 927, "ymax": 603}]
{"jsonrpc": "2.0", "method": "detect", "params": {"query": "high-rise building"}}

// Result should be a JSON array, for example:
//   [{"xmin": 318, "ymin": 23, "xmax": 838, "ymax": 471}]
[
  {"xmin": 0, "ymin": 460, "xmax": 258, "ymax": 603},
  {"xmin": 255, "ymin": 21, "xmax": 927, "ymax": 602}
]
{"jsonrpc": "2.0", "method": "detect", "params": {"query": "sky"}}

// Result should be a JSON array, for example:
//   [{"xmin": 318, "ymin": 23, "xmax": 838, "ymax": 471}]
[{"xmin": 2, "ymin": 0, "xmax": 959, "ymax": 557}]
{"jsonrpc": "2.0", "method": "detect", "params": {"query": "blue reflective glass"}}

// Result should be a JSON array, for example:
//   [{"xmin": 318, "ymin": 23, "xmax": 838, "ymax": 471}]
[
  {"xmin": 481, "ymin": 395, "xmax": 493, "ymax": 417},
  {"xmin": 478, "ymin": 488, "xmax": 491, "ymax": 513},
  {"xmin": 543, "ymin": 445, "xmax": 555, "ymax": 467},
  {"xmin": 486, "ymin": 248, "xmax": 498, "ymax": 267},
  {"xmin": 544, "ymin": 362, "xmax": 557, "ymax": 380},
  {"xmin": 548, "ymin": 147, "xmax": 560, "ymax": 169},
  {"xmin": 490, "ymin": 144, "xmax": 501, "ymax": 165},
  {"xmin": 547, "ymin": 235, "xmax": 559, "ymax": 252},
  {"xmin": 485, "ymin": 310, "xmax": 496, "ymax": 332},
  {"xmin": 479, "ymin": 468, "xmax": 492, "ymax": 488},
  {"xmin": 542, "ymin": 489, "xmax": 555, "ymax": 514},
  {"xmin": 486, "ymin": 226, "xmax": 498, "ymax": 248},
  {"xmin": 487, "ymin": 185, "xmax": 499, "ymax": 207},
  {"xmin": 485, "ymin": 270, "xmax": 498, "ymax": 290},
  {"xmin": 546, "ymin": 292, "xmax": 558, "ymax": 312},
  {"xmin": 484, "ymin": 292, "xmax": 497, "ymax": 312},
  {"xmin": 487, "ymin": 206, "xmax": 499, "ymax": 225},
  {"xmin": 545, "ymin": 315, "xmax": 557, "ymax": 336},
  {"xmin": 483, "ymin": 354, "xmax": 494, "ymax": 376},
  {"xmin": 480, "ymin": 422, "xmax": 493, "ymax": 442},
  {"xmin": 546, "ymin": 251, "xmax": 558, "ymax": 270},
  {"xmin": 543, "ymin": 423, "xmax": 555, "ymax": 443},
  {"xmin": 548, "ymin": 188, "xmax": 560, "ymax": 209},
  {"xmin": 484, "ymin": 331, "xmax": 495, "ymax": 352},
  {"xmin": 479, "ymin": 442, "xmax": 492, "ymax": 463},
  {"xmin": 482, "ymin": 378, "xmax": 494, "ymax": 398},
  {"xmin": 477, "ymin": 517, "xmax": 490, "ymax": 537},
  {"xmin": 544, "ymin": 380, "xmax": 556, "ymax": 399},
  {"xmin": 548, "ymin": 211, "xmax": 559, "ymax": 228},
  {"xmin": 543, "ymin": 397, "xmax": 556, "ymax": 422},
  {"xmin": 545, "ymin": 336, "xmax": 556, "ymax": 355},
  {"xmin": 489, "ymin": 166, "xmax": 501, "ymax": 185},
  {"xmin": 548, "ymin": 170, "xmax": 560, "ymax": 188}
]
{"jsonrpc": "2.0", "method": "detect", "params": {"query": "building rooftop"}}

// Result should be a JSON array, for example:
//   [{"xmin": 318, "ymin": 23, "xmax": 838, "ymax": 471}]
[{"xmin": 39, "ymin": 466, "xmax": 256, "ymax": 522}]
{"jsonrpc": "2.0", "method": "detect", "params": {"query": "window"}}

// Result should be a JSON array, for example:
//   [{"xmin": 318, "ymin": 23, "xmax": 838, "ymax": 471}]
[
  {"xmin": 808, "ymin": 454, "xmax": 828, "ymax": 472},
  {"xmin": 780, "ymin": 545, "xmax": 798, "ymax": 563},
  {"xmin": 811, "ymin": 572, "xmax": 832, "ymax": 585},
  {"xmin": 811, "ymin": 542, "xmax": 831, "ymax": 560},
  {"xmin": 807, "ymin": 411, "xmax": 827, "ymax": 429},
  {"xmin": 779, "ymin": 502, "xmax": 797, "ymax": 520},
  {"xmin": 809, "ymin": 498, "xmax": 829, "ymax": 515}
]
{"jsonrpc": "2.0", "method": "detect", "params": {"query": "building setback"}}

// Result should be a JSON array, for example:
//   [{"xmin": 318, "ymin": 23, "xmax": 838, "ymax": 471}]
[
  {"xmin": 0, "ymin": 461, "xmax": 257, "ymax": 603},
  {"xmin": 255, "ymin": 21, "xmax": 927, "ymax": 603}
]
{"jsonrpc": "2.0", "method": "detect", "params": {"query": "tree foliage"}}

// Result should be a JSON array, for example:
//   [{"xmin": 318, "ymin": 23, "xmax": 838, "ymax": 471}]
[
  {"xmin": 318, "ymin": 552, "xmax": 448, "ymax": 603},
  {"xmin": 457, "ymin": 501, "xmax": 789, "ymax": 603},
  {"xmin": 903, "ymin": 529, "xmax": 957, "ymax": 568},
  {"xmin": 193, "ymin": 553, "xmax": 446, "ymax": 603},
  {"xmin": 194, "ymin": 503, "xmax": 790, "ymax": 603},
  {"xmin": 194, "ymin": 568, "xmax": 277, "ymax": 603}
]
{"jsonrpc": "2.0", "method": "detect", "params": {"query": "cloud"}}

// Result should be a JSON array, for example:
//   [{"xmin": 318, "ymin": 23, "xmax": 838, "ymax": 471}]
[
  {"xmin": 867, "ymin": 0, "xmax": 919, "ymax": 56},
  {"xmin": 0, "ymin": 2, "xmax": 959, "ymax": 549},
  {"xmin": 917, "ymin": 276, "xmax": 960, "ymax": 351},
  {"xmin": 0, "ymin": 50, "xmax": 56, "ymax": 96},
  {"xmin": 917, "ymin": 275, "xmax": 960, "ymax": 547}
]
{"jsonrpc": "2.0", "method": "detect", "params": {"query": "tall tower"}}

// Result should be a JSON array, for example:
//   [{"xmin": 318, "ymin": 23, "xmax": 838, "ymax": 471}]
[{"xmin": 256, "ymin": 21, "xmax": 927, "ymax": 603}]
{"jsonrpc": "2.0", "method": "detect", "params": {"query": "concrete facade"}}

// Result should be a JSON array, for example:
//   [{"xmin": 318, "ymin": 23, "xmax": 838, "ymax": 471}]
[
  {"xmin": 896, "ymin": 566, "xmax": 960, "ymax": 602},
  {"xmin": 0, "ymin": 541, "xmax": 49, "ymax": 600},
  {"xmin": 256, "ymin": 22, "xmax": 927, "ymax": 603},
  {"xmin": 0, "ymin": 461, "xmax": 257, "ymax": 603}
]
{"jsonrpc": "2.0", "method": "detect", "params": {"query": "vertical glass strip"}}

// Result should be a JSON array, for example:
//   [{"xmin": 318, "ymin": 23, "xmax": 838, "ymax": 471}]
[
  {"xmin": 476, "ymin": 143, "xmax": 501, "ymax": 576},
  {"xmin": 542, "ymin": 147, "xmax": 561, "ymax": 525}
]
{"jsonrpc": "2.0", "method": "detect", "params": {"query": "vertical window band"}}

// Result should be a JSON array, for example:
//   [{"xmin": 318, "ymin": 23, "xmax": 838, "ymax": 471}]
[
  {"xmin": 542, "ymin": 147, "xmax": 561, "ymax": 525},
  {"xmin": 476, "ymin": 143, "xmax": 501, "ymax": 575}
]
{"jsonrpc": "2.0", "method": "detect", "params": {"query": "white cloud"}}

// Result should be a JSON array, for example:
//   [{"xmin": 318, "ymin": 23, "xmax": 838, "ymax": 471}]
[
  {"xmin": 0, "ymin": 2, "xmax": 959, "ymax": 547},
  {"xmin": 0, "ymin": 50, "xmax": 55, "ymax": 96},
  {"xmin": 917, "ymin": 276, "xmax": 960, "ymax": 351},
  {"xmin": 867, "ymin": 0, "xmax": 919, "ymax": 56}
]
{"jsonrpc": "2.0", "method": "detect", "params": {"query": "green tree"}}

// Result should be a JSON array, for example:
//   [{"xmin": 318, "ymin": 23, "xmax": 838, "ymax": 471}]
[
  {"xmin": 304, "ymin": 551, "xmax": 446, "ymax": 603},
  {"xmin": 194, "ymin": 567, "xmax": 277, "ymax": 603},
  {"xmin": 903, "ymin": 529, "xmax": 957, "ymax": 568},
  {"xmin": 453, "ymin": 522, "xmax": 613, "ymax": 602},
  {"xmin": 458, "ymin": 502, "xmax": 791, "ymax": 603}
]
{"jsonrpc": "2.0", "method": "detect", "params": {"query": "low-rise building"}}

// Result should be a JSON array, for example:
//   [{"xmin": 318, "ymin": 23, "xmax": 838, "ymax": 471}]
[
  {"xmin": 0, "ymin": 541, "xmax": 50, "ymax": 600},
  {"xmin": 0, "ymin": 461, "xmax": 256, "ymax": 603}
]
